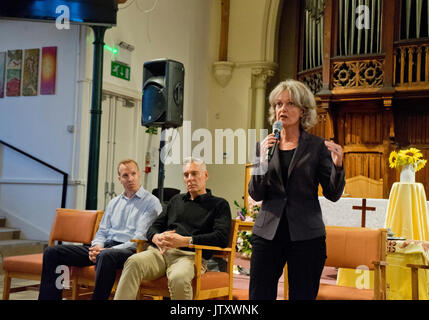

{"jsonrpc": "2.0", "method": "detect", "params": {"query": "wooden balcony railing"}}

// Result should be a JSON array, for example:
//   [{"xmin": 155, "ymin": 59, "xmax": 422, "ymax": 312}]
[
  {"xmin": 394, "ymin": 39, "xmax": 429, "ymax": 87},
  {"xmin": 297, "ymin": 67, "xmax": 323, "ymax": 95},
  {"xmin": 330, "ymin": 54, "xmax": 385, "ymax": 90}
]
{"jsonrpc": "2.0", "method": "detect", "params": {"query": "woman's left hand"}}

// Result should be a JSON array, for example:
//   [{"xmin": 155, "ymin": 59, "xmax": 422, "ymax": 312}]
[{"xmin": 324, "ymin": 140, "xmax": 343, "ymax": 167}]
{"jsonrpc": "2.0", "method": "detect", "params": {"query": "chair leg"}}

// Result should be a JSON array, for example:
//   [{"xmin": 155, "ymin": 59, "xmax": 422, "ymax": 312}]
[
  {"xmin": 3, "ymin": 272, "xmax": 11, "ymax": 300},
  {"xmin": 380, "ymin": 265, "xmax": 387, "ymax": 300},
  {"xmin": 283, "ymin": 264, "xmax": 289, "ymax": 300},
  {"xmin": 410, "ymin": 266, "xmax": 419, "ymax": 300},
  {"xmin": 71, "ymin": 277, "xmax": 79, "ymax": 300}
]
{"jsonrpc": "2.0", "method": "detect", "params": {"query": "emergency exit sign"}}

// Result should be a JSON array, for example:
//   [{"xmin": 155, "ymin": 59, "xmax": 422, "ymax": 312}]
[{"xmin": 111, "ymin": 61, "xmax": 130, "ymax": 81}]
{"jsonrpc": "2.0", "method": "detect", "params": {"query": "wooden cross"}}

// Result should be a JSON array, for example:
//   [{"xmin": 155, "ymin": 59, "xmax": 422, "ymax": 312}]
[{"xmin": 352, "ymin": 199, "xmax": 376, "ymax": 228}]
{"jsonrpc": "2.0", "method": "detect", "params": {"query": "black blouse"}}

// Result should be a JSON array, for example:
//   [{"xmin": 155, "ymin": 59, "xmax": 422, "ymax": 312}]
[{"xmin": 279, "ymin": 148, "xmax": 296, "ymax": 186}]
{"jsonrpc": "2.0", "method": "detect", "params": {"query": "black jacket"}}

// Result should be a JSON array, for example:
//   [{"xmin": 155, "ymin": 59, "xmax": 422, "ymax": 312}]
[{"xmin": 249, "ymin": 130, "xmax": 345, "ymax": 241}]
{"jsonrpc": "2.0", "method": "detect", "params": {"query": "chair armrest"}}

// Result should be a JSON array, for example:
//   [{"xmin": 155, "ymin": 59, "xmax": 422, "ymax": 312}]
[
  {"xmin": 373, "ymin": 260, "xmax": 388, "ymax": 267},
  {"xmin": 407, "ymin": 264, "xmax": 429, "ymax": 270},
  {"xmin": 131, "ymin": 239, "xmax": 148, "ymax": 253},
  {"xmin": 373, "ymin": 260, "xmax": 388, "ymax": 300},
  {"xmin": 187, "ymin": 244, "xmax": 232, "ymax": 252}
]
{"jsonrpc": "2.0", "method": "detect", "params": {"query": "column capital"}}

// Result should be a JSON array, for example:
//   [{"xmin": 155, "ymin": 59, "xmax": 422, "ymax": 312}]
[{"xmin": 250, "ymin": 63, "xmax": 277, "ymax": 89}]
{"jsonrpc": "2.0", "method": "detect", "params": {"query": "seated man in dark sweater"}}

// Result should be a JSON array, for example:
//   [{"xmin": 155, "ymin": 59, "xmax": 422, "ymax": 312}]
[{"xmin": 114, "ymin": 157, "xmax": 231, "ymax": 300}]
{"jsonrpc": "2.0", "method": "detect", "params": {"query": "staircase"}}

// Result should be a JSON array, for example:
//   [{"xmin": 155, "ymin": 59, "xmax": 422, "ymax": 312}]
[{"xmin": 0, "ymin": 216, "xmax": 47, "ymax": 273}]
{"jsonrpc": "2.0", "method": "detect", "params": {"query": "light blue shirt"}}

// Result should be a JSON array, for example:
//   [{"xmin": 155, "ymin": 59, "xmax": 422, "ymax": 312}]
[{"xmin": 91, "ymin": 186, "xmax": 162, "ymax": 250}]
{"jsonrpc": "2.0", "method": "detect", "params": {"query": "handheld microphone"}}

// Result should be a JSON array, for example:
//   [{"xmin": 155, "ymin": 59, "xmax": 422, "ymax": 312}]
[{"xmin": 266, "ymin": 120, "xmax": 283, "ymax": 161}]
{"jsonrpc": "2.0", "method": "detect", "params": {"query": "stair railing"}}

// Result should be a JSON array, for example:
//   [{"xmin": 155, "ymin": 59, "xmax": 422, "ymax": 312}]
[{"xmin": 0, "ymin": 139, "xmax": 68, "ymax": 208}]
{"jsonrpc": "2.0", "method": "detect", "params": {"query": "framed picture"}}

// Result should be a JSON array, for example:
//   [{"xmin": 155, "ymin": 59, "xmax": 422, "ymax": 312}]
[
  {"xmin": 40, "ymin": 46, "xmax": 57, "ymax": 95},
  {"xmin": 6, "ymin": 49, "xmax": 22, "ymax": 97},
  {"xmin": 22, "ymin": 48, "xmax": 40, "ymax": 96},
  {"xmin": 0, "ymin": 52, "xmax": 5, "ymax": 98}
]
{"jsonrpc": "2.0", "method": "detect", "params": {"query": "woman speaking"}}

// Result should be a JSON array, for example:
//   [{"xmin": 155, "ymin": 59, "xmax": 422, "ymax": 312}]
[{"xmin": 248, "ymin": 79, "xmax": 345, "ymax": 300}]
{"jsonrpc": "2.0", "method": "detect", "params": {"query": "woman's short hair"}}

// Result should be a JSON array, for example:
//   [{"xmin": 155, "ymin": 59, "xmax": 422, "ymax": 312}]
[
  {"xmin": 183, "ymin": 156, "xmax": 207, "ymax": 171},
  {"xmin": 267, "ymin": 79, "xmax": 318, "ymax": 130}
]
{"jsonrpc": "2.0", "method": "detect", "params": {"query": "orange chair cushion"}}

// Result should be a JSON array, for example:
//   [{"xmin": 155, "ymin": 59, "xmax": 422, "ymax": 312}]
[
  {"xmin": 198, "ymin": 271, "xmax": 229, "ymax": 290},
  {"xmin": 317, "ymin": 283, "xmax": 374, "ymax": 300},
  {"xmin": 325, "ymin": 227, "xmax": 381, "ymax": 270},
  {"xmin": 140, "ymin": 271, "xmax": 229, "ymax": 291},
  {"xmin": 2, "ymin": 253, "xmax": 43, "ymax": 274}
]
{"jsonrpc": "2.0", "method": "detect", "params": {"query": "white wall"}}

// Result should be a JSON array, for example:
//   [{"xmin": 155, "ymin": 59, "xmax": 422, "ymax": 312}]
[
  {"xmin": 0, "ymin": 20, "xmax": 82, "ymax": 240},
  {"xmin": 79, "ymin": 0, "xmax": 217, "ymax": 200},
  {"xmin": 0, "ymin": 0, "xmax": 219, "ymax": 239},
  {"xmin": 207, "ymin": 0, "xmax": 280, "ymax": 210}
]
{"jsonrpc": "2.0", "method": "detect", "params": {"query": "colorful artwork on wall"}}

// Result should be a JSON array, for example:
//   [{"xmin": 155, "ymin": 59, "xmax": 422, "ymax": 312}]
[
  {"xmin": 6, "ymin": 49, "xmax": 22, "ymax": 97},
  {"xmin": 40, "ymin": 46, "xmax": 57, "ymax": 95},
  {"xmin": 0, "ymin": 52, "xmax": 5, "ymax": 98},
  {"xmin": 22, "ymin": 48, "xmax": 40, "ymax": 96}
]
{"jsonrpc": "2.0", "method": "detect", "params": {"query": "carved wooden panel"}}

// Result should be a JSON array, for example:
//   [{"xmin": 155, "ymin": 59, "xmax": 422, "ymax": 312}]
[
  {"xmin": 344, "ymin": 152, "xmax": 384, "ymax": 181},
  {"xmin": 337, "ymin": 111, "xmax": 384, "ymax": 145},
  {"xmin": 308, "ymin": 111, "xmax": 331, "ymax": 139},
  {"xmin": 298, "ymin": 68, "xmax": 323, "ymax": 94},
  {"xmin": 394, "ymin": 105, "xmax": 429, "ymax": 198},
  {"xmin": 332, "ymin": 58, "xmax": 385, "ymax": 88},
  {"xmin": 394, "ymin": 44, "xmax": 429, "ymax": 86},
  {"xmin": 395, "ymin": 109, "xmax": 429, "ymax": 145},
  {"xmin": 344, "ymin": 175, "xmax": 383, "ymax": 199},
  {"xmin": 335, "ymin": 108, "xmax": 389, "ymax": 197}
]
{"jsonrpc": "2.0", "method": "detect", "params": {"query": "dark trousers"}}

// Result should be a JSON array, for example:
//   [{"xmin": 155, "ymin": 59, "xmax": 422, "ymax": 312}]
[
  {"xmin": 38, "ymin": 241, "xmax": 135, "ymax": 300},
  {"xmin": 249, "ymin": 216, "xmax": 326, "ymax": 300}
]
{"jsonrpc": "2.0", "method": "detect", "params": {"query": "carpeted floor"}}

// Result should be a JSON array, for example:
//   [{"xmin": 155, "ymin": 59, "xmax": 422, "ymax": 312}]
[
  {"xmin": 0, "ymin": 255, "xmax": 338, "ymax": 300},
  {"xmin": 232, "ymin": 255, "xmax": 338, "ymax": 300}
]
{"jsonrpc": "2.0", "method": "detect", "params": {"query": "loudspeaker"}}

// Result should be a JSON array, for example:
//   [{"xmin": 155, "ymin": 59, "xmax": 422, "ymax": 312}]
[{"xmin": 141, "ymin": 59, "xmax": 184, "ymax": 128}]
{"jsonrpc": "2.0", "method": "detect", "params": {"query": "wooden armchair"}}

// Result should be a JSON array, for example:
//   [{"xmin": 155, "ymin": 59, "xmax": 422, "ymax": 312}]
[
  {"xmin": 407, "ymin": 263, "xmax": 429, "ymax": 300},
  {"xmin": 284, "ymin": 226, "xmax": 388, "ymax": 300},
  {"xmin": 2, "ymin": 208, "xmax": 103, "ymax": 300},
  {"xmin": 133, "ymin": 219, "xmax": 239, "ymax": 300},
  {"xmin": 69, "ymin": 229, "xmax": 147, "ymax": 300}
]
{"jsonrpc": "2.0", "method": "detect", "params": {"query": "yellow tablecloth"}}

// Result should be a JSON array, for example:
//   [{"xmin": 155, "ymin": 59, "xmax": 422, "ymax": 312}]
[
  {"xmin": 337, "ymin": 239, "xmax": 429, "ymax": 300},
  {"xmin": 385, "ymin": 182, "xmax": 429, "ymax": 241}
]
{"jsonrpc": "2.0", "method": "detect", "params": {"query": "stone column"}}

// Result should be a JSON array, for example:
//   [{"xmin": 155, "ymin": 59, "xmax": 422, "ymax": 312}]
[{"xmin": 251, "ymin": 65, "xmax": 276, "ymax": 132}]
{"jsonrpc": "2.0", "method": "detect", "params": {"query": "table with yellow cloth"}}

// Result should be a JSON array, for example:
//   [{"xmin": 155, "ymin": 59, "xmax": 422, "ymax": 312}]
[
  {"xmin": 337, "ymin": 239, "xmax": 429, "ymax": 299},
  {"xmin": 385, "ymin": 182, "xmax": 429, "ymax": 241}
]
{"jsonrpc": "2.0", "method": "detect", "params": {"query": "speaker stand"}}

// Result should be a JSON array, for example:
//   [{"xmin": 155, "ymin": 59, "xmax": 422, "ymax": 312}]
[{"xmin": 157, "ymin": 126, "xmax": 167, "ymax": 204}]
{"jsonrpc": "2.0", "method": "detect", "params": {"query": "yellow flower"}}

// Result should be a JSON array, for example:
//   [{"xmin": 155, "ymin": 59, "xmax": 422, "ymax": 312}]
[
  {"xmin": 389, "ymin": 151, "xmax": 398, "ymax": 168},
  {"xmin": 389, "ymin": 148, "xmax": 426, "ymax": 172},
  {"xmin": 416, "ymin": 159, "xmax": 427, "ymax": 172},
  {"xmin": 398, "ymin": 148, "xmax": 423, "ymax": 165}
]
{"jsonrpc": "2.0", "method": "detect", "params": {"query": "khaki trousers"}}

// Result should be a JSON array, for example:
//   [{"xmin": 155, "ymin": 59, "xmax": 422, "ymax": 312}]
[{"xmin": 114, "ymin": 246, "xmax": 206, "ymax": 300}]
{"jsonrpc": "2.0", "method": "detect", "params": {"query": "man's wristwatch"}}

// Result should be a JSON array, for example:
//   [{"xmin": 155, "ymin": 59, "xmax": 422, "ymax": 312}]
[{"xmin": 189, "ymin": 237, "xmax": 193, "ymax": 245}]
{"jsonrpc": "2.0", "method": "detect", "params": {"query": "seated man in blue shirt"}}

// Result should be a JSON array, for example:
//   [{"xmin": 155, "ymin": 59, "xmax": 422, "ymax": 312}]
[
  {"xmin": 38, "ymin": 159, "xmax": 162, "ymax": 300},
  {"xmin": 114, "ymin": 157, "xmax": 231, "ymax": 300}
]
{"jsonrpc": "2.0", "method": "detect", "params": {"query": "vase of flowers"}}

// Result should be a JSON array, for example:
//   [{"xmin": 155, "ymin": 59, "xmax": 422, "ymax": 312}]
[
  {"xmin": 389, "ymin": 148, "xmax": 427, "ymax": 183},
  {"xmin": 234, "ymin": 198, "xmax": 261, "ymax": 258},
  {"xmin": 400, "ymin": 164, "xmax": 416, "ymax": 183}
]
